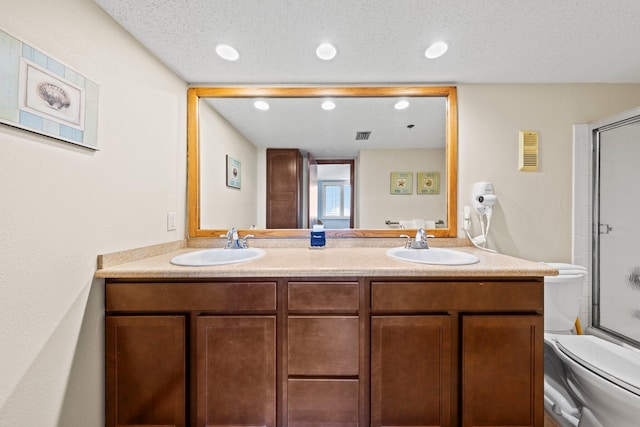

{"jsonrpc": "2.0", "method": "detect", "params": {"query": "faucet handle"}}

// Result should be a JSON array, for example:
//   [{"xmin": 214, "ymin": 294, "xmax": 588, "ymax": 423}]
[
  {"xmin": 399, "ymin": 234, "xmax": 412, "ymax": 249},
  {"xmin": 241, "ymin": 234, "xmax": 255, "ymax": 249},
  {"xmin": 220, "ymin": 233, "xmax": 232, "ymax": 248}
]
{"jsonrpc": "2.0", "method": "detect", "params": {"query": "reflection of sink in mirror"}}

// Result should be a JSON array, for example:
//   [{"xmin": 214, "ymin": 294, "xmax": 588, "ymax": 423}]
[
  {"xmin": 386, "ymin": 247, "xmax": 479, "ymax": 266},
  {"xmin": 171, "ymin": 248, "xmax": 265, "ymax": 266}
]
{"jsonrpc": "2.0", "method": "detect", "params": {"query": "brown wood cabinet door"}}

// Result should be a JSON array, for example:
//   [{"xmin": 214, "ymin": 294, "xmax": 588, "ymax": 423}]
[
  {"xmin": 106, "ymin": 316, "xmax": 186, "ymax": 427},
  {"xmin": 371, "ymin": 316, "xmax": 452, "ymax": 427},
  {"xmin": 197, "ymin": 316, "xmax": 276, "ymax": 427},
  {"xmin": 461, "ymin": 315, "xmax": 544, "ymax": 427},
  {"xmin": 266, "ymin": 148, "xmax": 302, "ymax": 228}
]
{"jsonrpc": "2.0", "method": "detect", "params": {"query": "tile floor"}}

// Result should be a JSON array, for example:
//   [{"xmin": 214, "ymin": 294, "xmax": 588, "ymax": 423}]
[{"xmin": 544, "ymin": 411, "xmax": 560, "ymax": 426}]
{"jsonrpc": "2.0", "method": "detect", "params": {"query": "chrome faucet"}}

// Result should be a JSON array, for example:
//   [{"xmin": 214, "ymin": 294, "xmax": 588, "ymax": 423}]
[
  {"xmin": 220, "ymin": 228, "xmax": 236, "ymax": 249},
  {"xmin": 399, "ymin": 228, "xmax": 430, "ymax": 249},
  {"xmin": 220, "ymin": 228, "xmax": 254, "ymax": 249},
  {"xmin": 413, "ymin": 227, "xmax": 429, "ymax": 249}
]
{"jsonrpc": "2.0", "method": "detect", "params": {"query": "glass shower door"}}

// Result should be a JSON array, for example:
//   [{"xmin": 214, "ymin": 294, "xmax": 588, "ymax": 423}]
[{"xmin": 595, "ymin": 117, "xmax": 640, "ymax": 345}]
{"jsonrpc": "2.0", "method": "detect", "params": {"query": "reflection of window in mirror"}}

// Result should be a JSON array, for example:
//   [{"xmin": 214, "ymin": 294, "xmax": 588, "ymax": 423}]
[
  {"xmin": 322, "ymin": 182, "xmax": 351, "ymax": 220},
  {"xmin": 313, "ymin": 161, "xmax": 354, "ymax": 229}
]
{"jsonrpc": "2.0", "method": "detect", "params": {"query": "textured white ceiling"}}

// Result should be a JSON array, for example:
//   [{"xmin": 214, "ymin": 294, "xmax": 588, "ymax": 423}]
[
  {"xmin": 96, "ymin": 0, "xmax": 640, "ymax": 84},
  {"xmin": 95, "ymin": 0, "xmax": 640, "ymax": 158}
]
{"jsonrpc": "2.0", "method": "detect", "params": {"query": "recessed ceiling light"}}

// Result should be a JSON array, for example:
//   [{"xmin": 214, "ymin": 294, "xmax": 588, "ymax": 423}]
[
  {"xmin": 394, "ymin": 100, "xmax": 410, "ymax": 110},
  {"xmin": 215, "ymin": 43, "xmax": 239, "ymax": 61},
  {"xmin": 425, "ymin": 41, "xmax": 448, "ymax": 59},
  {"xmin": 321, "ymin": 100, "xmax": 336, "ymax": 110},
  {"xmin": 316, "ymin": 43, "xmax": 337, "ymax": 60},
  {"xmin": 254, "ymin": 100, "xmax": 270, "ymax": 111}
]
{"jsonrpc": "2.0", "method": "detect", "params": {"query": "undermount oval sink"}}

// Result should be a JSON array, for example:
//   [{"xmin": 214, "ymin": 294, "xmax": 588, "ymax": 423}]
[
  {"xmin": 171, "ymin": 248, "xmax": 265, "ymax": 266},
  {"xmin": 386, "ymin": 247, "xmax": 480, "ymax": 266}
]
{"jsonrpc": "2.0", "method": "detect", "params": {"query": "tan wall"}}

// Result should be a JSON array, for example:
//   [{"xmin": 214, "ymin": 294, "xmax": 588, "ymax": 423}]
[
  {"xmin": 357, "ymin": 148, "xmax": 447, "ymax": 228},
  {"xmin": 458, "ymin": 84, "xmax": 640, "ymax": 261}
]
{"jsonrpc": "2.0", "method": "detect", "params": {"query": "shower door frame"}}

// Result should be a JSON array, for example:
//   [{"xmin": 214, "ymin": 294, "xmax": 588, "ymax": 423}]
[{"xmin": 591, "ymin": 109, "xmax": 640, "ymax": 347}]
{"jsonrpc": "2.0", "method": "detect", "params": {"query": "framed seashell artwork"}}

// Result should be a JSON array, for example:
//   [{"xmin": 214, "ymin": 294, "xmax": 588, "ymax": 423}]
[
  {"xmin": 390, "ymin": 172, "xmax": 413, "ymax": 195},
  {"xmin": 0, "ymin": 29, "xmax": 99, "ymax": 149},
  {"xmin": 417, "ymin": 171, "xmax": 440, "ymax": 194}
]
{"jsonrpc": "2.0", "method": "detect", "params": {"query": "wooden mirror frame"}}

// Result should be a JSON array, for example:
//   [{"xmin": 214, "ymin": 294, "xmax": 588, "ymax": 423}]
[{"xmin": 187, "ymin": 86, "xmax": 457, "ymax": 238}]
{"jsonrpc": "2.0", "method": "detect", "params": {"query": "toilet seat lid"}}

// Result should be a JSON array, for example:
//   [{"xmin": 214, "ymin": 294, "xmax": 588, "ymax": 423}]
[{"xmin": 555, "ymin": 335, "xmax": 640, "ymax": 396}]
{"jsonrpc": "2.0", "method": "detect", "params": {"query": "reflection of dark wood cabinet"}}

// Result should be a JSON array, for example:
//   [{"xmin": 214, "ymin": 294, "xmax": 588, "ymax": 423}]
[{"xmin": 266, "ymin": 148, "xmax": 303, "ymax": 228}]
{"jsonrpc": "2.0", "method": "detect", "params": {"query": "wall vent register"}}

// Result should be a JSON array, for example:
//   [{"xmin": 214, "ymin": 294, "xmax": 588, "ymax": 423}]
[{"xmin": 519, "ymin": 130, "xmax": 539, "ymax": 171}]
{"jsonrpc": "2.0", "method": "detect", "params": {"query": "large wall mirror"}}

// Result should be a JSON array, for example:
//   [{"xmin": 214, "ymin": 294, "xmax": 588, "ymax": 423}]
[{"xmin": 187, "ymin": 86, "xmax": 457, "ymax": 238}]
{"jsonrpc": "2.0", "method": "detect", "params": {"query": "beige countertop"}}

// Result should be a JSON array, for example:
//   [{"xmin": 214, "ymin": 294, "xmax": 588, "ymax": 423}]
[{"xmin": 96, "ymin": 239, "xmax": 557, "ymax": 279}]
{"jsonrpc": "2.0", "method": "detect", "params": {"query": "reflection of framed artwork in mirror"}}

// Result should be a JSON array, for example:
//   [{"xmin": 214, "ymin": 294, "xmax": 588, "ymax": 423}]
[
  {"xmin": 417, "ymin": 172, "xmax": 440, "ymax": 194},
  {"xmin": 390, "ymin": 172, "xmax": 413, "ymax": 194},
  {"xmin": 226, "ymin": 155, "xmax": 241, "ymax": 189}
]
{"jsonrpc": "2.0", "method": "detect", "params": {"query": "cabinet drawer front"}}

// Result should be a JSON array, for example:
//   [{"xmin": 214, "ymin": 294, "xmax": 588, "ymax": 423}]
[
  {"xmin": 288, "ymin": 379, "xmax": 359, "ymax": 427},
  {"xmin": 288, "ymin": 316, "xmax": 359, "ymax": 376},
  {"xmin": 106, "ymin": 281, "xmax": 277, "ymax": 312},
  {"xmin": 371, "ymin": 280, "xmax": 543, "ymax": 312},
  {"xmin": 288, "ymin": 281, "xmax": 358, "ymax": 312}
]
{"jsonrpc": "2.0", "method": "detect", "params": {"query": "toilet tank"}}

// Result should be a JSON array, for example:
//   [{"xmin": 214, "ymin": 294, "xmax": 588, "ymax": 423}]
[{"xmin": 544, "ymin": 263, "xmax": 587, "ymax": 333}]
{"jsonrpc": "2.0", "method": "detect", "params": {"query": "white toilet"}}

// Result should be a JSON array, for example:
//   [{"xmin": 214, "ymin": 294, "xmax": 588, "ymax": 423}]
[{"xmin": 544, "ymin": 263, "xmax": 640, "ymax": 427}]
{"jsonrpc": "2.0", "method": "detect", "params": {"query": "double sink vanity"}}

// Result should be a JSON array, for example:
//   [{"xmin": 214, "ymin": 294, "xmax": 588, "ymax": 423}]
[
  {"xmin": 97, "ymin": 238, "xmax": 556, "ymax": 427},
  {"xmin": 94, "ymin": 85, "xmax": 557, "ymax": 426}
]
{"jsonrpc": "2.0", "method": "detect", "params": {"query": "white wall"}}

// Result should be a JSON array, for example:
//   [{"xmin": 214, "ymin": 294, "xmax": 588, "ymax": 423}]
[
  {"xmin": 199, "ymin": 102, "xmax": 258, "ymax": 229},
  {"xmin": 458, "ymin": 84, "xmax": 640, "ymax": 262},
  {"xmin": 0, "ymin": 0, "xmax": 187, "ymax": 425}
]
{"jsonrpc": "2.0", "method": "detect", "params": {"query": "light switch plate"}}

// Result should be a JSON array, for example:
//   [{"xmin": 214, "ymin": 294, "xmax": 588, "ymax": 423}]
[{"xmin": 167, "ymin": 212, "xmax": 177, "ymax": 231}]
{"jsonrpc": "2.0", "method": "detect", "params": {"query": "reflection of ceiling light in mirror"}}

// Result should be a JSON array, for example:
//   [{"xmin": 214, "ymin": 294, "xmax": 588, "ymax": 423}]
[
  {"xmin": 394, "ymin": 100, "xmax": 410, "ymax": 110},
  {"xmin": 316, "ymin": 43, "xmax": 337, "ymax": 60},
  {"xmin": 425, "ymin": 41, "xmax": 448, "ymax": 59},
  {"xmin": 321, "ymin": 100, "xmax": 336, "ymax": 110},
  {"xmin": 254, "ymin": 100, "xmax": 270, "ymax": 110},
  {"xmin": 215, "ymin": 43, "xmax": 240, "ymax": 61}
]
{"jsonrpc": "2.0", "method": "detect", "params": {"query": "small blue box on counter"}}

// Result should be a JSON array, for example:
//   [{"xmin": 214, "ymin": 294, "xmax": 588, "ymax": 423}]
[{"xmin": 310, "ymin": 224, "xmax": 326, "ymax": 247}]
